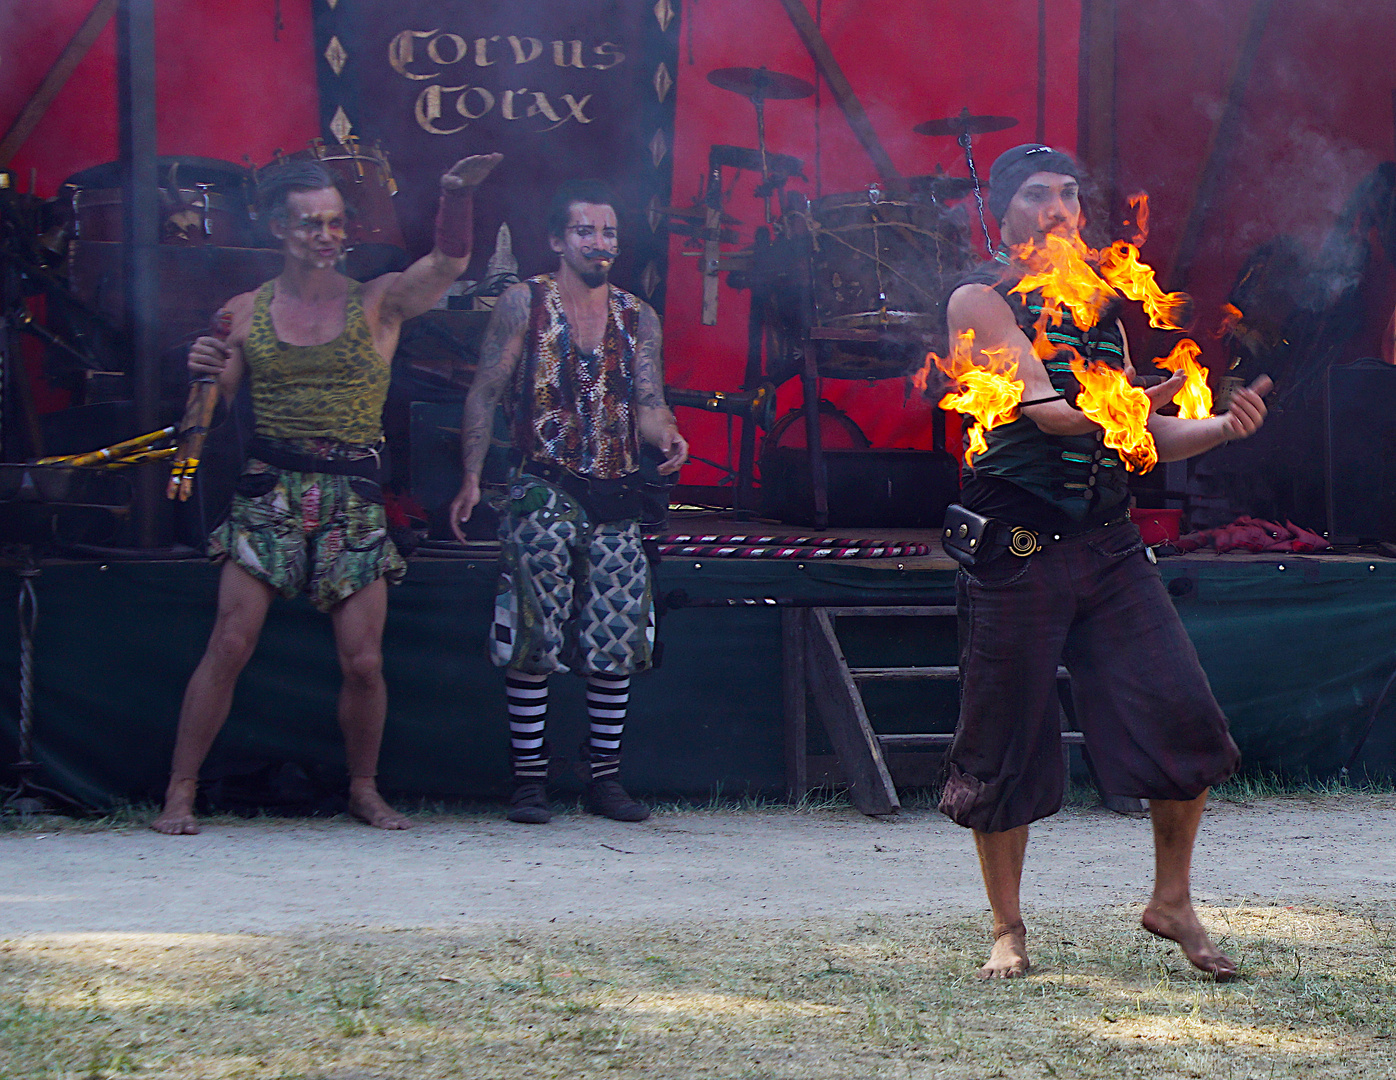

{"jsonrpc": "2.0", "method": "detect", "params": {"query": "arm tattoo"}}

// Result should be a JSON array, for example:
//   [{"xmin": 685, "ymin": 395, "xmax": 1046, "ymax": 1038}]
[
  {"xmin": 461, "ymin": 284, "xmax": 529, "ymax": 476},
  {"xmin": 633, "ymin": 303, "xmax": 668, "ymax": 410}
]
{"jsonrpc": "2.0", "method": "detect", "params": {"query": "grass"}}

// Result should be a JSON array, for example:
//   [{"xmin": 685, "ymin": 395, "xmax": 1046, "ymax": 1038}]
[{"xmin": 1, "ymin": 903, "xmax": 1395, "ymax": 1078}]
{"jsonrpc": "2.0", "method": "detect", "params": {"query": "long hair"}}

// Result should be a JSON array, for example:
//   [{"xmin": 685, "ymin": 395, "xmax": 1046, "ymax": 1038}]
[{"xmin": 256, "ymin": 161, "xmax": 337, "ymax": 224}]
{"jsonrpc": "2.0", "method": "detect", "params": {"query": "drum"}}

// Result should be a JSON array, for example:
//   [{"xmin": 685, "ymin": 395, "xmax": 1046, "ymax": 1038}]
[
  {"xmin": 806, "ymin": 185, "xmax": 972, "ymax": 379},
  {"xmin": 260, "ymin": 139, "xmax": 405, "ymax": 254},
  {"xmin": 61, "ymin": 156, "xmax": 256, "ymax": 247}
]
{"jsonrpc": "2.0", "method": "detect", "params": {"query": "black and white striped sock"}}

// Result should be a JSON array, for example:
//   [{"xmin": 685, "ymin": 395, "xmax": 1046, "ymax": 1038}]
[
  {"xmin": 506, "ymin": 670, "xmax": 549, "ymax": 781},
  {"xmin": 586, "ymin": 672, "xmax": 630, "ymax": 779}
]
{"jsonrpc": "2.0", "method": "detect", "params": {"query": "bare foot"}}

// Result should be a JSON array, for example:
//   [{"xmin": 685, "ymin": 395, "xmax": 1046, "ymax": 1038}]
[
  {"xmin": 347, "ymin": 782, "xmax": 411, "ymax": 830},
  {"xmin": 151, "ymin": 778, "xmax": 201, "ymax": 835},
  {"xmin": 979, "ymin": 922, "xmax": 1030, "ymax": 979},
  {"xmin": 1142, "ymin": 901, "xmax": 1237, "ymax": 980}
]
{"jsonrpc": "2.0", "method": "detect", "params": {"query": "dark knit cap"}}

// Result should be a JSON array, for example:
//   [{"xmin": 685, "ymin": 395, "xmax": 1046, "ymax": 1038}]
[{"xmin": 987, "ymin": 144, "xmax": 1083, "ymax": 224}]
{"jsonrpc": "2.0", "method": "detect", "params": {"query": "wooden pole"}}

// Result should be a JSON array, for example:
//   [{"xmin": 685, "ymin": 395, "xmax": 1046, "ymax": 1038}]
[
  {"xmin": 0, "ymin": 0, "xmax": 118, "ymax": 168},
  {"xmin": 775, "ymin": 0, "xmax": 901, "ymax": 181}
]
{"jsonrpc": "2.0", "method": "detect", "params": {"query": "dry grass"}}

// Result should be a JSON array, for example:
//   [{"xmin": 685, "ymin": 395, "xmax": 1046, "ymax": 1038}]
[{"xmin": 2, "ymin": 903, "xmax": 1395, "ymax": 1079}]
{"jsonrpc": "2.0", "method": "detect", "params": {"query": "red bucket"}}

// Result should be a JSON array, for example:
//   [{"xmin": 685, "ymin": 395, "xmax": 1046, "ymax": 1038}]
[{"xmin": 1130, "ymin": 507, "xmax": 1183, "ymax": 545}]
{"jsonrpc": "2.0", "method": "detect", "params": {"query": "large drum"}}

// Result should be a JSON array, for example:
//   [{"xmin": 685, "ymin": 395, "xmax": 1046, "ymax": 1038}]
[
  {"xmin": 807, "ymin": 184, "xmax": 972, "ymax": 379},
  {"xmin": 61, "ymin": 156, "xmax": 256, "ymax": 247},
  {"xmin": 259, "ymin": 138, "xmax": 405, "ymax": 255}
]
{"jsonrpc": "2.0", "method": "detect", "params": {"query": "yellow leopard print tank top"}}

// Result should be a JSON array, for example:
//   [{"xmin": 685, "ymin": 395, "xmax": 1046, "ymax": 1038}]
[{"xmin": 243, "ymin": 280, "xmax": 388, "ymax": 444}]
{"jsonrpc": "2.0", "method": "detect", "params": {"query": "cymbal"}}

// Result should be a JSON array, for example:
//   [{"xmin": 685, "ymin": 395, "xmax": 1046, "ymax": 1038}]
[
  {"xmin": 654, "ymin": 204, "xmax": 742, "ymax": 226},
  {"xmin": 905, "ymin": 173, "xmax": 977, "ymax": 200},
  {"xmin": 707, "ymin": 66, "xmax": 815, "ymax": 101},
  {"xmin": 710, "ymin": 144, "xmax": 805, "ymax": 178},
  {"xmin": 913, "ymin": 108, "xmax": 1019, "ymax": 137}
]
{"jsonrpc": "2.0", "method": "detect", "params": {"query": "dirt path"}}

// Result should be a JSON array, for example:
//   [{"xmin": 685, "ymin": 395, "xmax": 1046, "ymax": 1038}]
[{"xmin": 3, "ymin": 795, "xmax": 1393, "ymax": 936}]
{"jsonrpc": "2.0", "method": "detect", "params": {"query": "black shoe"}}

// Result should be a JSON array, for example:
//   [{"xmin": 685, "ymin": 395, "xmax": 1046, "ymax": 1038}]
[
  {"xmin": 507, "ymin": 782, "xmax": 552, "ymax": 824},
  {"xmin": 584, "ymin": 778, "xmax": 650, "ymax": 822}
]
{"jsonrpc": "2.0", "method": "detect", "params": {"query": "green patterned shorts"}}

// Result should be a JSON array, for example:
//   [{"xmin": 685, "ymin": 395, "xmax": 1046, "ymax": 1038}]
[
  {"xmin": 492, "ymin": 477, "xmax": 653, "ymax": 676},
  {"xmin": 210, "ymin": 462, "xmax": 406, "ymax": 612}
]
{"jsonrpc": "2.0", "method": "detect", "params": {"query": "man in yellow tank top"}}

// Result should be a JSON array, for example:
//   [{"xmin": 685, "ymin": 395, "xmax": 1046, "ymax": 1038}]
[{"xmin": 151, "ymin": 152, "xmax": 502, "ymax": 835}]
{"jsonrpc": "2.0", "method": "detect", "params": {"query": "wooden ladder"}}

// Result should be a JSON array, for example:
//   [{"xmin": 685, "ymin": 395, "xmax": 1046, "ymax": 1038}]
[{"xmin": 783, "ymin": 603, "xmax": 1104, "ymax": 818}]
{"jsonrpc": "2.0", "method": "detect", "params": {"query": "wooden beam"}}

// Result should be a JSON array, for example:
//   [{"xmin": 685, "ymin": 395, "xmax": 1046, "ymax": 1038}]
[
  {"xmin": 0, "ymin": 0, "xmax": 118, "ymax": 168},
  {"xmin": 1076, "ymin": 0, "xmax": 1116, "ymax": 208},
  {"xmin": 804, "ymin": 609, "xmax": 899, "ymax": 816},
  {"xmin": 1164, "ymin": 0, "xmax": 1274, "ymax": 292},
  {"xmin": 775, "ymin": 0, "xmax": 901, "ymax": 181},
  {"xmin": 781, "ymin": 608, "xmax": 808, "ymax": 801}
]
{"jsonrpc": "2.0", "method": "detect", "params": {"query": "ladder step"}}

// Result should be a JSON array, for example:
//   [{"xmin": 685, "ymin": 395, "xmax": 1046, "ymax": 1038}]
[
  {"xmin": 851, "ymin": 666, "xmax": 1071, "ymax": 681},
  {"xmin": 877, "ymin": 731, "xmax": 1086, "ymax": 749}
]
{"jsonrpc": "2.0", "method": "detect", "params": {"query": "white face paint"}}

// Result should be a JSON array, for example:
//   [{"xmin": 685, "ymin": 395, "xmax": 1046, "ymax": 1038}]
[{"xmin": 550, "ymin": 202, "xmax": 619, "ymax": 287}]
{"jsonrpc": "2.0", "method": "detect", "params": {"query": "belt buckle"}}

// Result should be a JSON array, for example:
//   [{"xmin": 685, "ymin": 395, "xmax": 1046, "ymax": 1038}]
[{"xmin": 1007, "ymin": 526, "xmax": 1040, "ymax": 557}]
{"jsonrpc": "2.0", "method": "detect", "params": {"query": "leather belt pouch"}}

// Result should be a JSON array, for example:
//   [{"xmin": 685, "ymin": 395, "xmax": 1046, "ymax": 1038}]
[{"xmin": 942, "ymin": 503, "xmax": 993, "ymax": 567}]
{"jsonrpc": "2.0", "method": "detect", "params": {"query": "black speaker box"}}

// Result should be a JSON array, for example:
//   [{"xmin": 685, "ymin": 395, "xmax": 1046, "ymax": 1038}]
[
  {"xmin": 1326, "ymin": 360, "xmax": 1396, "ymax": 543},
  {"xmin": 760, "ymin": 447, "xmax": 960, "ymax": 528}
]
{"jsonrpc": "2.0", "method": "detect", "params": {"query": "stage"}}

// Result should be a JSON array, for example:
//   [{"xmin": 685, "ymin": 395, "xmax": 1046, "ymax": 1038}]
[{"xmin": 2, "ymin": 517, "xmax": 1395, "ymax": 811}]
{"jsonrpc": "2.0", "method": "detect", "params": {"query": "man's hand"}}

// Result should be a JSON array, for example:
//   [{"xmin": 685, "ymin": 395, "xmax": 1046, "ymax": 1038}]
[
  {"xmin": 441, "ymin": 153, "xmax": 503, "ymax": 193},
  {"xmin": 448, "ymin": 474, "xmax": 482, "ymax": 544},
  {"xmin": 651, "ymin": 426, "xmax": 689, "ymax": 475},
  {"xmin": 188, "ymin": 335, "xmax": 232, "ymax": 378},
  {"xmin": 1219, "ymin": 375, "xmax": 1272, "ymax": 441},
  {"xmin": 1143, "ymin": 369, "xmax": 1187, "ymax": 411}
]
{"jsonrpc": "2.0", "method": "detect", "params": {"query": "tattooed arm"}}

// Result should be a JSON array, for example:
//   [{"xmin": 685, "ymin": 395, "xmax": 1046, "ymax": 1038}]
[
  {"xmin": 449, "ymin": 283, "xmax": 530, "ymax": 540},
  {"xmin": 633, "ymin": 302, "xmax": 688, "ymax": 475}
]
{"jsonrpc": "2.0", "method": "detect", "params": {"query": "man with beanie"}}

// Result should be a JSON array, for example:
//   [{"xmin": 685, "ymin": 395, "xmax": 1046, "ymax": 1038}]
[
  {"xmin": 938, "ymin": 144, "xmax": 1272, "ymax": 980},
  {"xmin": 449, "ymin": 179, "xmax": 687, "ymax": 825}
]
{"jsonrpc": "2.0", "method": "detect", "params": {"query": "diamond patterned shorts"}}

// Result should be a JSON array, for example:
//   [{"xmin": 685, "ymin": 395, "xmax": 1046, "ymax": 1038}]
[{"xmin": 491, "ymin": 477, "xmax": 653, "ymax": 676}]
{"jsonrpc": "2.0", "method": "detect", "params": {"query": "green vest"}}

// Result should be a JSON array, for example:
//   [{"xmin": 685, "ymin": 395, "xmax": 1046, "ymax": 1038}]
[{"xmin": 962, "ymin": 260, "xmax": 1132, "ymax": 524}]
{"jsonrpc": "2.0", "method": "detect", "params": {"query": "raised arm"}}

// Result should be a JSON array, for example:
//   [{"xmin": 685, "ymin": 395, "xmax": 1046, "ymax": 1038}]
[
  {"xmin": 373, "ymin": 153, "xmax": 503, "ymax": 327},
  {"xmin": 946, "ymin": 284, "xmax": 1099, "ymax": 437},
  {"xmin": 633, "ymin": 302, "xmax": 688, "ymax": 474},
  {"xmin": 448, "ymin": 282, "xmax": 529, "ymax": 539},
  {"xmin": 1148, "ymin": 375, "xmax": 1271, "ymax": 462}
]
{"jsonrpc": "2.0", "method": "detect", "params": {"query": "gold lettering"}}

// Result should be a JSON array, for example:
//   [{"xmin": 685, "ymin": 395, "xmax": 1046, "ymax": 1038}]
[
  {"xmin": 508, "ymin": 35, "xmax": 543, "ymax": 64},
  {"xmin": 427, "ymin": 33, "xmax": 468, "ymax": 66},
  {"xmin": 456, "ymin": 85, "xmax": 496, "ymax": 121},
  {"xmin": 415, "ymin": 85, "xmax": 469, "ymax": 134},
  {"xmin": 474, "ymin": 36, "xmax": 499, "ymax": 66},
  {"xmin": 527, "ymin": 91, "xmax": 563, "ymax": 123},
  {"xmin": 592, "ymin": 42, "xmax": 626, "ymax": 70},
  {"xmin": 560, "ymin": 94, "xmax": 595, "ymax": 124},
  {"xmin": 501, "ymin": 88, "xmax": 529, "ymax": 120},
  {"xmin": 389, "ymin": 28, "xmax": 439, "ymax": 80},
  {"xmin": 551, "ymin": 40, "xmax": 586, "ymax": 68}
]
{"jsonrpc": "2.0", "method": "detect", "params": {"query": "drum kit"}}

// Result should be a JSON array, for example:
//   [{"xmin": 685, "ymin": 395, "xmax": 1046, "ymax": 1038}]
[{"xmin": 653, "ymin": 63, "xmax": 1019, "ymax": 521}]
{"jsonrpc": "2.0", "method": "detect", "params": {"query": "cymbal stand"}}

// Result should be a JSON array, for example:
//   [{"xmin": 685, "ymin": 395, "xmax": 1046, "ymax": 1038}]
[
  {"xmin": 960, "ymin": 129, "xmax": 994, "ymax": 256},
  {"xmin": 753, "ymin": 97, "xmax": 774, "ymax": 225}
]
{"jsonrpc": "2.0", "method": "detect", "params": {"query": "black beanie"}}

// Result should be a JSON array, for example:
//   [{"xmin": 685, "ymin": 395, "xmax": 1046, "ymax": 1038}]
[{"xmin": 987, "ymin": 144, "xmax": 1083, "ymax": 224}]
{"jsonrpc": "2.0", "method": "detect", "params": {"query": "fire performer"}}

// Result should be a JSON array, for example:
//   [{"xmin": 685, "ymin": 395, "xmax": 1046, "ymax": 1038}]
[
  {"xmin": 937, "ymin": 144, "xmax": 1271, "ymax": 978},
  {"xmin": 449, "ymin": 180, "xmax": 687, "ymax": 824},
  {"xmin": 151, "ymin": 152, "xmax": 503, "ymax": 835}
]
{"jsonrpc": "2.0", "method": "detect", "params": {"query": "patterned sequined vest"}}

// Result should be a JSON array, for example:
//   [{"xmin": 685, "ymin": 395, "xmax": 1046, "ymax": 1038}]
[
  {"xmin": 510, "ymin": 274, "xmax": 642, "ymax": 480},
  {"xmin": 243, "ymin": 280, "xmax": 388, "ymax": 445}
]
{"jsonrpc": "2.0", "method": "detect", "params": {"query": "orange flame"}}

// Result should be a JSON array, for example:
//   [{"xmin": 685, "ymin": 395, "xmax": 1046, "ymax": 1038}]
[
  {"xmin": 927, "ymin": 330, "xmax": 1024, "ymax": 465},
  {"xmin": 1096, "ymin": 241, "xmax": 1190, "ymax": 330},
  {"xmin": 1124, "ymin": 191, "xmax": 1150, "ymax": 246},
  {"xmin": 1155, "ymin": 338, "xmax": 1213, "ymax": 420},
  {"xmin": 1009, "ymin": 234, "xmax": 1111, "ymax": 331},
  {"xmin": 1068, "ymin": 354, "xmax": 1157, "ymax": 472},
  {"xmin": 1216, "ymin": 302, "xmax": 1243, "ymax": 338}
]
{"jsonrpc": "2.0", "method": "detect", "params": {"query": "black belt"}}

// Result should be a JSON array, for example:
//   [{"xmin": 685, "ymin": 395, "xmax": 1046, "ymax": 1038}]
[
  {"xmin": 247, "ymin": 437, "xmax": 382, "ymax": 482},
  {"xmin": 1000, "ymin": 512, "xmax": 1132, "ymax": 556}
]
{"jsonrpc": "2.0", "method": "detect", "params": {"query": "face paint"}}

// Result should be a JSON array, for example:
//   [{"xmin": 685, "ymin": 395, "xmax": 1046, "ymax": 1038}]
[{"xmin": 276, "ymin": 187, "xmax": 348, "ymax": 269}]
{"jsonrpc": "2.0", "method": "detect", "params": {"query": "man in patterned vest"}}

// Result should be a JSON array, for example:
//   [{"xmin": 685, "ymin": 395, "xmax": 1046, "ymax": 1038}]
[
  {"xmin": 938, "ymin": 144, "xmax": 1271, "ymax": 980},
  {"xmin": 151, "ymin": 152, "xmax": 502, "ymax": 835},
  {"xmin": 450, "ymin": 179, "xmax": 688, "ymax": 824}
]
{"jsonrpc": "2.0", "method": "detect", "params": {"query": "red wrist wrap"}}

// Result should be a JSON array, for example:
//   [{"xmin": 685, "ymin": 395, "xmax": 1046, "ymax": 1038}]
[{"xmin": 435, "ymin": 190, "xmax": 474, "ymax": 258}]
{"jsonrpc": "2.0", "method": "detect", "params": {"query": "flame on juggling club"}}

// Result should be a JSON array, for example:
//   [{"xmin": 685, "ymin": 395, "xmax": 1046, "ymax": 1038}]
[
  {"xmin": 1155, "ymin": 338, "xmax": 1213, "ymax": 420},
  {"xmin": 914, "ymin": 329, "xmax": 1024, "ymax": 466},
  {"xmin": 1124, "ymin": 191, "xmax": 1150, "ymax": 246},
  {"xmin": 1216, "ymin": 302, "xmax": 1243, "ymax": 338},
  {"xmin": 1069, "ymin": 353, "xmax": 1157, "ymax": 473},
  {"xmin": 1097, "ymin": 241, "xmax": 1190, "ymax": 330}
]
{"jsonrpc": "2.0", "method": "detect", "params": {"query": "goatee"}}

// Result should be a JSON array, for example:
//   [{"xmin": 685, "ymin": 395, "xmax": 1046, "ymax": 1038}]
[{"xmin": 579, "ymin": 266, "xmax": 609, "ymax": 289}]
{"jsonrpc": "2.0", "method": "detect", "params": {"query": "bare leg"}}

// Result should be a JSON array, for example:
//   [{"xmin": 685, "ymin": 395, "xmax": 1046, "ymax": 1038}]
[
  {"xmin": 1141, "ymin": 790, "xmax": 1236, "ymax": 979},
  {"xmin": 330, "ymin": 578, "xmax": 409, "ymax": 830},
  {"xmin": 973, "ymin": 825, "xmax": 1031, "ymax": 978},
  {"xmin": 152, "ymin": 562, "xmax": 275, "ymax": 835}
]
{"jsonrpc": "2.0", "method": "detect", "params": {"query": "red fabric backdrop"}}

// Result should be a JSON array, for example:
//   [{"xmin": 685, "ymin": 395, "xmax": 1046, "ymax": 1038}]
[{"xmin": 0, "ymin": 1, "xmax": 1079, "ymax": 481}]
